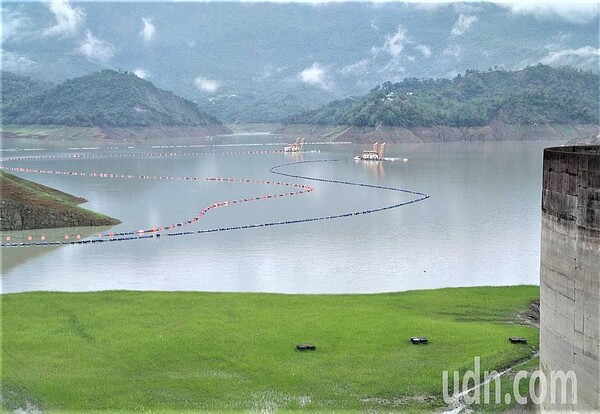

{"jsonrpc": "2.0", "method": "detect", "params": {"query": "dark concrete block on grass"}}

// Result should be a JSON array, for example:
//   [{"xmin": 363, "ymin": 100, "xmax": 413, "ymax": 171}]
[
  {"xmin": 296, "ymin": 343, "xmax": 316, "ymax": 351},
  {"xmin": 410, "ymin": 337, "xmax": 428, "ymax": 344},
  {"xmin": 509, "ymin": 337, "xmax": 527, "ymax": 344}
]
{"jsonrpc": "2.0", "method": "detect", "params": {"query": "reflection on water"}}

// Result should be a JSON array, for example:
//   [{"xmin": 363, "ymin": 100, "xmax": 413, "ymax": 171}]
[
  {"xmin": 1, "ymin": 136, "xmax": 562, "ymax": 294},
  {"xmin": 357, "ymin": 159, "xmax": 385, "ymax": 178},
  {"xmin": 1, "ymin": 226, "xmax": 112, "ymax": 274},
  {"xmin": 283, "ymin": 151, "xmax": 304, "ymax": 162}
]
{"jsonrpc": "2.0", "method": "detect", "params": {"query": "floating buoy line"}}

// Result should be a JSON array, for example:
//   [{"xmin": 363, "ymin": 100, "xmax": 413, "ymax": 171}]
[{"xmin": 0, "ymin": 148, "xmax": 429, "ymax": 247}]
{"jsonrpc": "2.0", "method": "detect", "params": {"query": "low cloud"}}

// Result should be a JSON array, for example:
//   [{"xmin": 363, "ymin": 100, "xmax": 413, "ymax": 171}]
[
  {"xmin": 140, "ymin": 17, "xmax": 156, "ymax": 43},
  {"xmin": 133, "ymin": 68, "xmax": 149, "ymax": 79},
  {"xmin": 540, "ymin": 46, "xmax": 600, "ymax": 66},
  {"xmin": 378, "ymin": 59, "xmax": 405, "ymax": 79},
  {"xmin": 414, "ymin": 44, "xmax": 432, "ymax": 57},
  {"xmin": 43, "ymin": 0, "xmax": 85, "ymax": 37},
  {"xmin": 545, "ymin": 32, "xmax": 572, "ymax": 49},
  {"xmin": 2, "ymin": 51, "xmax": 36, "ymax": 70},
  {"xmin": 252, "ymin": 65, "xmax": 285, "ymax": 82},
  {"xmin": 340, "ymin": 25, "xmax": 428, "ymax": 79},
  {"xmin": 515, "ymin": 37, "xmax": 600, "ymax": 69},
  {"xmin": 378, "ymin": 26, "xmax": 409, "ymax": 57},
  {"xmin": 410, "ymin": 3, "xmax": 444, "ymax": 12},
  {"xmin": 452, "ymin": 3, "xmax": 483, "ymax": 14},
  {"xmin": 445, "ymin": 69, "xmax": 460, "ymax": 79},
  {"xmin": 78, "ymin": 29, "xmax": 115, "ymax": 62},
  {"xmin": 442, "ymin": 44, "xmax": 462, "ymax": 59},
  {"xmin": 339, "ymin": 58, "xmax": 372, "ymax": 77},
  {"xmin": 1, "ymin": 8, "xmax": 30, "ymax": 41},
  {"xmin": 450, "ymin": 14, "xmax": 478, "ymax": 37},
  {"xmin": 298, "ymin": 62, "xmax": 333, "ymax": 90},
  {"xmin": 500, "ymin": 3, "xmax": 599, "ymax": 25},
  {"xmin": 194, "ymin": 76, "xmax": 220, "ymax": 93}
]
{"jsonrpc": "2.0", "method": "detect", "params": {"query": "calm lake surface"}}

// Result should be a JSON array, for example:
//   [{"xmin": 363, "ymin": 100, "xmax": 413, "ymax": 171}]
[{"xmin": 1, "ymin": 134, "xmax": 563, "ymax": 294}]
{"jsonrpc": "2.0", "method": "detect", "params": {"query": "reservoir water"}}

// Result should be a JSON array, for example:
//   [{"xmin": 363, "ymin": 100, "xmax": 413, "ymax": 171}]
[{"xmin": 1, "ymin": 135, "xmax": 562, "ymax": 294}]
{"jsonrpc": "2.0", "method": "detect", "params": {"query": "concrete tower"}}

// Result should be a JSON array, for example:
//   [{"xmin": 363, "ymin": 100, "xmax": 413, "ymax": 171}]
[{"xmin": 540, "ymin": 145, "xmax": 600, "ymax": 412}]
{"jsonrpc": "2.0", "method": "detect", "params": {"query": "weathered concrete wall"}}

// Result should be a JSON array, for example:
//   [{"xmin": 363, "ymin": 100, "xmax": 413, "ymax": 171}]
[{"xmin": 540, "ymin": 145, "xmax": 600, "ymax": 412}]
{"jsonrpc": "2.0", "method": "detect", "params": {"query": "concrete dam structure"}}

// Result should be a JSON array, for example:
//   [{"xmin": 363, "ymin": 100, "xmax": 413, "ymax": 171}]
[{"xmin": 540, "ymin": 145, "xmax": 599, "ymax": 412}]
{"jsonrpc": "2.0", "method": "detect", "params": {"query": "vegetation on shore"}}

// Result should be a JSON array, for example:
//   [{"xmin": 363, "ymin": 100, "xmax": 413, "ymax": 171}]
[
  {"xmin": 284, "ymin": 65, "xmax": 598, "ymax": 128},
  {"xmin": 1, "ymin": 71, "xmax": 54, "ymax": 108},
  {"xmin": 2, "ymin": 70, "xmax": 223, "ymax": 128},
  {"xmin": 225, "ymin": 123, "xmax": 282, "ymax": 133},
  {"xmin": 274, "ymin": 121, "xmax": 599, "ymax": 144},
  {"xmin": 1, "ymin": 124, "xmax": 110, "ymax": 141},
  {"xmin": 0, "ymin": 171, "xmax": 119, "ymax": 230},
  {"xmin": 1, "ymin": 124, "xmax": 230, "ymax": 142},
  {"xmin": 2, "ymin": 286, "xmax": 539, "ymax": 412}
]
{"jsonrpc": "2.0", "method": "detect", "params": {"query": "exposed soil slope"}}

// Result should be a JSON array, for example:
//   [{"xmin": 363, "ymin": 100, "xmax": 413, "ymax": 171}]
[{"xmin": 0, "ymin": 171, "xmax": 120, "ymax": 231}]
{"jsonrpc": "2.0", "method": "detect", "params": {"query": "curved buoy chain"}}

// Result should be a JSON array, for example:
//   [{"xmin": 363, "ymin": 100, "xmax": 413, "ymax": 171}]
[
  {"xmin": 268, "ymin": 158, "xmax": 429, "ymax": 215},
  {"xmin": 0, "ymin": 153, "xmax": 429, "ymax": 247},
  {"xmin": 0, "ymin": 165, "xmax": 313, "ymax": 244},
  {"xmin": 270, "ymin": 159, "xmax": 429, "ymax": 199}
]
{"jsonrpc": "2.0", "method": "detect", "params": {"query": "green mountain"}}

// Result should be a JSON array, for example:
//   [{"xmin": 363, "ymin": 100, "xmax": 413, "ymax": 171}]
[
  {"xmin": 3, "ymin": 2, "xmax": 598, "ymax": 122},
  {"xmin": 2, "ymin": 70, "xmax": 223, "ymax": 128},
  {"xmin": 203, "ymin": 87, "xmax": 333, "ymax": 124},
  {"xmin": 1, "ymin": 71, "xmax": 54, "ymax": 109},
  {"xmin": 284, "ymin": 65, "xmax": 599, "ymax": 128}
]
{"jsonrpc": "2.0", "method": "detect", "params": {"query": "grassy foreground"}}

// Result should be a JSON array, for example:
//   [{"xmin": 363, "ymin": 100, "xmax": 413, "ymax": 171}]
[{"xmin": 1, "ymin": 286, "xmax": 539, "ymax": 413}]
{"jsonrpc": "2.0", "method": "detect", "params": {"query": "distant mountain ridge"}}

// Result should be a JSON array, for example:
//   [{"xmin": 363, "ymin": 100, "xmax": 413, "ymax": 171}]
[
  {"xmin": 2, "ymin": 70, "xmax": 223, "ymax": 128},
  {"xmin": 3, "ymin": 2, "xmax": 598, "ymax": 122},
  {"xmin": 284, "ymin": 65, "xmax": 599, "ymax": 128}
]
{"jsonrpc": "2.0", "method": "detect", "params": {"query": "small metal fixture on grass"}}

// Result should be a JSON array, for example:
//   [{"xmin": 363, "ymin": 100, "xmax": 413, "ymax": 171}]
[
  {"xmin": 410, "ymin": 337, "xmax": 428, "ymax": 344},
  {"xmin": 296, "ymin": 343, "xmax": 316, "ymax": 351}
]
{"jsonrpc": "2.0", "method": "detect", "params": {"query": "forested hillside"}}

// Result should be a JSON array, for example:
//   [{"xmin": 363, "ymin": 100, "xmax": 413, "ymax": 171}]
[
  {"xmin": 3, "ymin": 2, "xmax": 598, "ymax": 122},
  {"xmin": 1, "ymin": 71, "xmax": 54, "ymax": 110},
  {"xmin": 284, "ymin": 65, "xmax": 599, "ymax": 128},
  {"xmin": 3, "ymin": 70, "xmax": 223, "ymax": 128}
]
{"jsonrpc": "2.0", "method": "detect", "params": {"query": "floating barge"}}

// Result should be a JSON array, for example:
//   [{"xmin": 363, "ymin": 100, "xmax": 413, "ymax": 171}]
[
  {"xmin": 284, "ymin": 137, "xmax": 305, "ymax": 152},
  {"xmin": 355, "ymin": 142, "xmax": 385, "ymax": 161}
]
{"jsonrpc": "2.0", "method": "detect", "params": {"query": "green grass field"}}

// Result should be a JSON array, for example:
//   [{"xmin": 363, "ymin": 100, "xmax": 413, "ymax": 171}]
[{"xmin": 1, "ymin": 286, "xmax": 539, "ymax": 413}]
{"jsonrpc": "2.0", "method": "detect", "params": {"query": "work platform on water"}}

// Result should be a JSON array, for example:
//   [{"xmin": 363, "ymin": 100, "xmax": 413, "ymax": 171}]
[
  {"xmin": 284, "ymin": 137, "xmax": 305, "ymax": 152},
  {"xmin": 355, "ymin": 142, "xmax": 386, "ymax": 161}
]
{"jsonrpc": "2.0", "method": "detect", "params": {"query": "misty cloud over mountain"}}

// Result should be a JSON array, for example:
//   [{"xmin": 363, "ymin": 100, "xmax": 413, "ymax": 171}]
[{"xmin": 2, "ymin": 1, "xmax": 598, "ymax": 122}]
